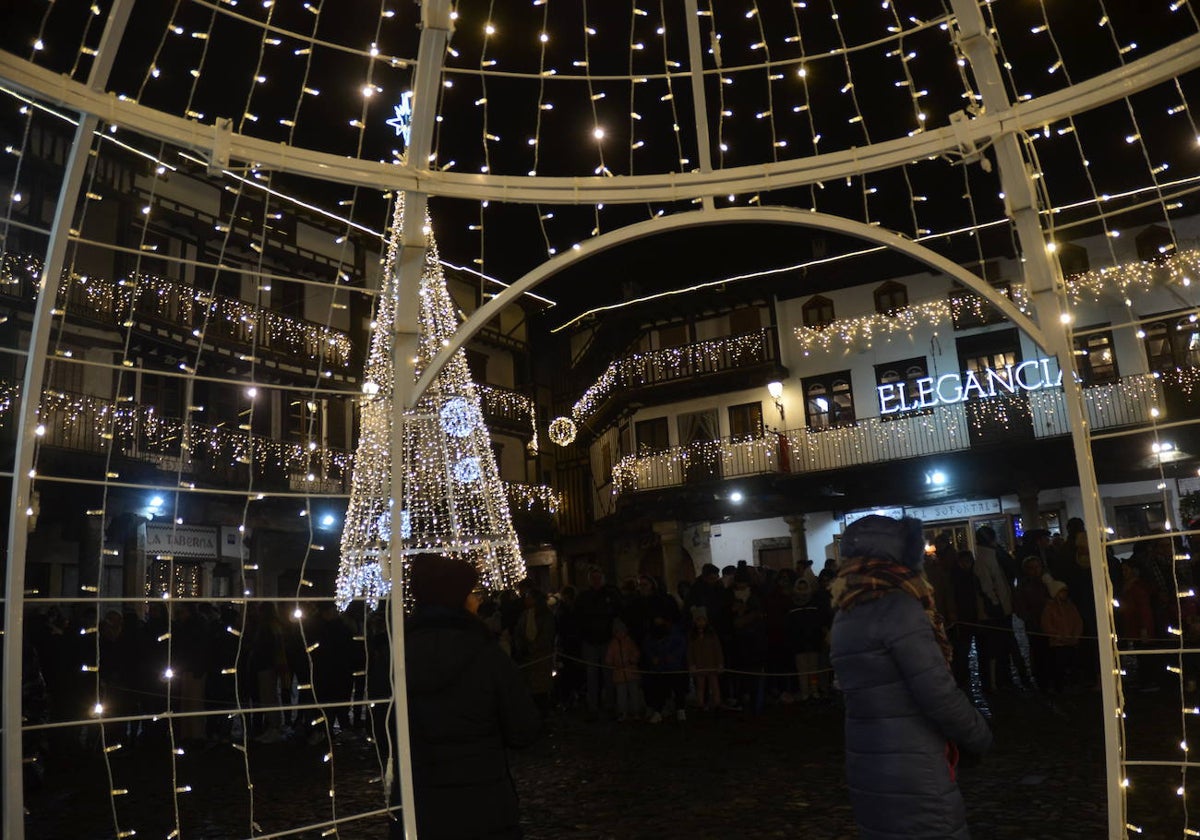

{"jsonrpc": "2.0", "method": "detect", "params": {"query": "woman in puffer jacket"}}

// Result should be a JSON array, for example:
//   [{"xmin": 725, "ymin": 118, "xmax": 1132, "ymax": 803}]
[{"xmin": 830, "ymin": 515, "xmax": 992, "ymax": 840}]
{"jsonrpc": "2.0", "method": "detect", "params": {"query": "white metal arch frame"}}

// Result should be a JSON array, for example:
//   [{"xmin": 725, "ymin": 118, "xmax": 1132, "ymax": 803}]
[
  {"xmin": 0, "ymin": 30, "xmax": 1197, "ymax": 204},
  {"xmin": 0, "ymin": 2, "xmax": 1172, "ymax": 836},
  {"xmin": 412, "ymin": 205, "xmax": 1049, "ymax": 399}
]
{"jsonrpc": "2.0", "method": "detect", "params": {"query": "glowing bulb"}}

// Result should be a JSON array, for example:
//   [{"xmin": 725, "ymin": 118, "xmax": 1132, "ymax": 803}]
[
  {"xmin": 484, "ymin": 23, "xmax": 495, "ymax": 35},
  {"xmin": 593, "ymin": 127, "xmax": 605, "ymax": 140}
]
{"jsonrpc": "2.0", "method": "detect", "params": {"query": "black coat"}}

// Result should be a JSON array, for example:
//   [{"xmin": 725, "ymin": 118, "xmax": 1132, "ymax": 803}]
[
  {"xmin": 405, "ymin": 607, "xmax": 542, "ymax": 840},
  {"xmin": 831, "ymin": 591, "xmax": 992, "ymax": 840}
]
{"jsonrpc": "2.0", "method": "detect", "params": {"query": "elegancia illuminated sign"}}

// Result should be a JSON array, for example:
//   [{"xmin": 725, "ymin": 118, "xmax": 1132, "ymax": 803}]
[{"xmin": 877, "ymin": 358, "xmax": 1063, "ymax": 415}]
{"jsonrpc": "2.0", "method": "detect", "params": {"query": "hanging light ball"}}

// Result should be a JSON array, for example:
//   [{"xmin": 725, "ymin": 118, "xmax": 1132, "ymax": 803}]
[
  {"xmin": 548, "ymin": 416, "xmax": 577, "ymax": 447},
  {"xmin": 440, "ymin": 396, "xmax": 481, "ymax": 437},
  {"xmin": 452, "ymin": 456, "xmax": 482, "ymax": 484}
]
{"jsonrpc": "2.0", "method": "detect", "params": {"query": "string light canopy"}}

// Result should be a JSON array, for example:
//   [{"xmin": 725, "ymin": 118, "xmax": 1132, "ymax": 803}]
[
  {"xmin": 336, "ymin": 194, "xmax": 525, "ymax": 611},
  {"xmin": 6, "ymin": 0, "xmax": 1200, "ymax": 837}
]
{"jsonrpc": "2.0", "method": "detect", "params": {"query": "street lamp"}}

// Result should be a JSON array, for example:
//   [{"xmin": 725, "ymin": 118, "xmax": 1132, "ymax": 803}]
[{"xmin": 767, "ymin": 380, "xmax": 785, "ymax": 423}]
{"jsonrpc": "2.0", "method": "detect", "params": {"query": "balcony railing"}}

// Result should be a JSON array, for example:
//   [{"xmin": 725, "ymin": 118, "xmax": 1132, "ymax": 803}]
[
  {"xmin": 612, "ymin": 432, "xmax": 786, "ymax": 494},
  {"xmin": 611, "ymin": 371, "xmax": 1166, "ymax": 496},
  {"xmin": 477, "ymin": 382, "xmax": 536, "ymax": 436},
  {"xmin": 0, "ymin": 253, "xmax": 354, "ymax": 372},
  {"xmin": 573, "ymin": 326, "xmax": 781, "ymax": 424},
  {"xmin": 14, "ymin": 384, "xmax": 560, "ymax": 516}
]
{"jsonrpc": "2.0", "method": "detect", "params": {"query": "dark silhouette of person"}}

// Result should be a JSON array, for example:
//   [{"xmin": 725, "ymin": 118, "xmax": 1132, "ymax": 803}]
[{"xmin": 400, "ymin": 555, "xmax": 542, "ymax": 839}]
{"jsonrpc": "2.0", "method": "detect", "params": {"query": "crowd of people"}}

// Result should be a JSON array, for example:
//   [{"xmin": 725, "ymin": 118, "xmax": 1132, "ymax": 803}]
[
  {"xmin": 18, "ymin": 514, "xmax": 1193, "ymax": 757},
  {"xmin": 21, "ymin": 598, "xmax": 391, "ymax": 763}
]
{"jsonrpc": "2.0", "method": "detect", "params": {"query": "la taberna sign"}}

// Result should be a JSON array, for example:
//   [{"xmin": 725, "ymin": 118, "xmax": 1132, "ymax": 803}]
[{"xmin": 878, "ymin": 358, "xmax": 1063, "ymax": 415}]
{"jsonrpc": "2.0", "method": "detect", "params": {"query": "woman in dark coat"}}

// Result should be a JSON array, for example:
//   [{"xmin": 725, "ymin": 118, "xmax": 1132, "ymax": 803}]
[
  {"xmin": 403, "ymin": 554, "xmax": 542, "ymax": 840},
  {"xmin": 830, "ymin": 515, "xmax": 992, "ymax": 840}
]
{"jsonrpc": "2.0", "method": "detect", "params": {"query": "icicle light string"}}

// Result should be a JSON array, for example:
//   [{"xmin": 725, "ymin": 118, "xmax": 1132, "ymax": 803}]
[
  {"xmin": 436, "ymin": 11, "xmax": 952, "ymax": 83},
  {"xmin": 0, "ymin": 1, "xmax": 57, "ymax": 255},
  {"xmin": 652, "ymin": 0, "xmax": 687, "ymax": 177},
  {"xmin": 779, "ymin": 0, "xmax": 817, "ymax": 208},
  {"xmin": 531, "ymin": 0, "xmax": 558, "ymax": 255},
  {"xmin": 1093, "ymin": 0, "xmax": 1188, "ymax": 256}
]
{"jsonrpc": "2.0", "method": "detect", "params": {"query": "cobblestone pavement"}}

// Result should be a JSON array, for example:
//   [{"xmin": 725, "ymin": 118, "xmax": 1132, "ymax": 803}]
[{"xmin": 27, "ymin": 686, "xmax": 1195, "ymax": 839}]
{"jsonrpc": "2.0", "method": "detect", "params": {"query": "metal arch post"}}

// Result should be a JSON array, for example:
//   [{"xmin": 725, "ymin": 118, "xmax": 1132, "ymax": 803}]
[
  {"xmin": 682, "ymin": 0, "xmax": 716, "ymax": 212},
  {"xmin": 0, "ymin": 32, "xmax": 1198, "ymax": 205},
  {"xmin": 408, "ymin": 204, "xmax": 1048, "ymax": 404},
  {"xmin": 947, "ymin": 1, "xmax": 1125, "ymax": 836},
  {"xmin": 1, "ymin": 2, "xmax": 137, "ymax": 837},
  {"xmin": 388, "ymin": 2, "xmax": 453, "ymax": 839}
]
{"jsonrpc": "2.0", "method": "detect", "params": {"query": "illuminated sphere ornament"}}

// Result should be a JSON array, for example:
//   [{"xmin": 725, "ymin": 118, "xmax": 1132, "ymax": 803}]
[
  {"xmin": 548, "ymin": 416, "xmax": 577, "ymax": 447},
  {"xmin": 452, "ymin": 456, "xmax": 482, "ymax": 484},
  {"xmin": 440, "ymin": 396, "xmax": 481, "ymax": 438}
]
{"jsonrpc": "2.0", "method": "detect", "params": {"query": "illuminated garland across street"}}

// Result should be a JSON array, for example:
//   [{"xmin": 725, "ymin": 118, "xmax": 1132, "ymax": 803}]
[
  {"xmin": 337, "ymin": 195, "xmax": 526, "ymax": 610},
  {"xmin": 572, "ymin": 328, "xmax": 773, "ymax": 423},
  {"xmin": 1, "ymin": 253, "xmax": 353, "ymax": 369}
]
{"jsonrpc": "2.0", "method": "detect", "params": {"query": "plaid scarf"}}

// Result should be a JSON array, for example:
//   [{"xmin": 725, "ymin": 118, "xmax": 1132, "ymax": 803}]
[{"xmin": 832, "ymin": 558, "xmax": 953, "ymax": 666}]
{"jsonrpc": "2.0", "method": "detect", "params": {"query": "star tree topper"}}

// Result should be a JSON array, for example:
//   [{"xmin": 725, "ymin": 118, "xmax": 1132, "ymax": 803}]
[{"xmin": 386, "ymin": 92, "xmax": 414, "ymax": 149}]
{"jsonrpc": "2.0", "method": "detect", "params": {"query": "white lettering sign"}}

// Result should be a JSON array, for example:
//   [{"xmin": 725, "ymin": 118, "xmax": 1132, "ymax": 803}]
[
  {"xmin": 904, "ymin": 498, "xmax": 1002, "ymax": 521},
  {"xmin": 878, "ymin": 358, "xmax": 1063, "ymax": 415},
  {"xmin": 142, "ymin": 524, "xmax": 219, "ymax": 559},
  {"xmin": 843, "ymin": 507, "xmax": 905, "ymax": 526}
]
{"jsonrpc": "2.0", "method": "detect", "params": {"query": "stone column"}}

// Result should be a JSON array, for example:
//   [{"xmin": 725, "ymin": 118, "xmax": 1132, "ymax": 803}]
[
  {"xmin": 1017, "ymin": 485, "xmax": 1040, "ymax": 542},
  {"xmin": 785, "ymin": 514, "xmax": 809, "ymax": 569},
  {"xmin": 652, "ymin": 520, "xmax": 685, "ymax": 595}
]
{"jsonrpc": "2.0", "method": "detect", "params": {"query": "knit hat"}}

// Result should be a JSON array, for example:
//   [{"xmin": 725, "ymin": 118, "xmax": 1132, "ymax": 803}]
[
  {"xmin": 409, "ymin": 554, "xmax": 479, "ymax": 610},
  {"xmin": 841, "ymin": 515, "xmax": 926, "ymax": 569},
  {"xmin": 1045, "ymin": 578, "xmax": 1068, "ymax": 599}
]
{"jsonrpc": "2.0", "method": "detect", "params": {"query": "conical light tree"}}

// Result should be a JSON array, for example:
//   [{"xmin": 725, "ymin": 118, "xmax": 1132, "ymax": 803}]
[{"xmin": 336, "ymin": 195, "xmax": 526, "ymax": 610}]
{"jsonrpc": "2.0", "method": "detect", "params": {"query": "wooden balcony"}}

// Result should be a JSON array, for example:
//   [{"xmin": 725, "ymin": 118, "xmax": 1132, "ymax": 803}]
[
  {"xmin": 574, "ymin": 326, "xmax": 786, "ymax": 432},
  {"xmin": 19, "ymin": 385, "xmax": 560, "ymax": 517},
  {"xmin": 0, "ymin": 253, "xmax": 354, "ymax": 376}
]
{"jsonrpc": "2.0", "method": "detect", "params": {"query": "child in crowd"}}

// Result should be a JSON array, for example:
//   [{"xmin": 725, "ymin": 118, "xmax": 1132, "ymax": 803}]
[
  {"xmin": 787, "ymin": 579, "xmax": 828, "ymax": 700},
  {"xmin": 1041, "ymin": 579, "xmax": 1083, "ymax": 693},
  {"xmin": 687, "ymin": 607, "xmax": 724, "ymax": 711},
  {"xmin": 605, "ymin": 619, "xmax": 641, "ymax": 722}
]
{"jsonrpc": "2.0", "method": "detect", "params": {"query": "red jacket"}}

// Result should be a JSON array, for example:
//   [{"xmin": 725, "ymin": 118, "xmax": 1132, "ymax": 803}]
[
  {"xmin": 1042, "ymin": 598, "xmax": 1083, "ymax": 647},
  {"xmin": 1120, "ymin": 578, "xmax": 1155, "ymax": 642}
]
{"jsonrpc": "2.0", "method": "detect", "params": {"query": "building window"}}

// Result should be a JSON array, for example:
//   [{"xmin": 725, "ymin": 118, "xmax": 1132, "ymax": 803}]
[
  {"xmin": 635, "ymin": 417, "xmax": 671, "ymax": 454},
  {"xmin": 802, "ymin": 295, "xmax": 835, "ymax": 329},
  {"xmin": 657, "ymin": 323, "xmax": 690, "ymax": 348},
  {"xmin": 729, "ymin": 305, "xmax": 763, "ymax": 335},
  {"xmin": 1056, "ymin": 242, "xmax": 1090, "ymax": 277},
  {"xmin": 1073, "ymin": 329, "xmax": 1119, "ymax": 385},
  {"xmin": 802, "ymin": 371, "xmax": 855, "ymax": 429},
  {"xmin": 1142, "ymin": 313, "xmax": 1200, "ymax": 373},
  {"xmin": 949, "ymin": 283, "xmax": 1011, "ymax": 330},
  {"xmin": 963, "ymin": 348, "xmax": 1019, "ymax": 381},
  {"xmin": 465, "ymin": 349, "xmax": 488, "ymax": 382},
  {"xmin": 275, "ymin": 280, "xmax": 306, "ymax": 318},
  {"xmin": 1112, "ymin": 500, "xmax": 1167, "ymax": 540},
  {"xmin": 141, "ymin": 373, "xmax": 184, "ymax": 419},
  {"xmin": 46, "ymin": 346, "xmax": 85, "ymax": 395},
  {"xmin": 1136, "ymin": 225, "xmax": 1175, "ymax": 262},
  {"xmin": 874, "ymin": 357, "xmax": 929, "ymax": 416},
  {"xmin": 728, "ymin": 402, "xmax": 764, "ymax": 438},
  {"xmin": 287, "ymin": 397, "xmax": 322, "ymax": 443},
  {"xmin": 874, "ymin": 281, "xmax": 908, "ymax": 314}
]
